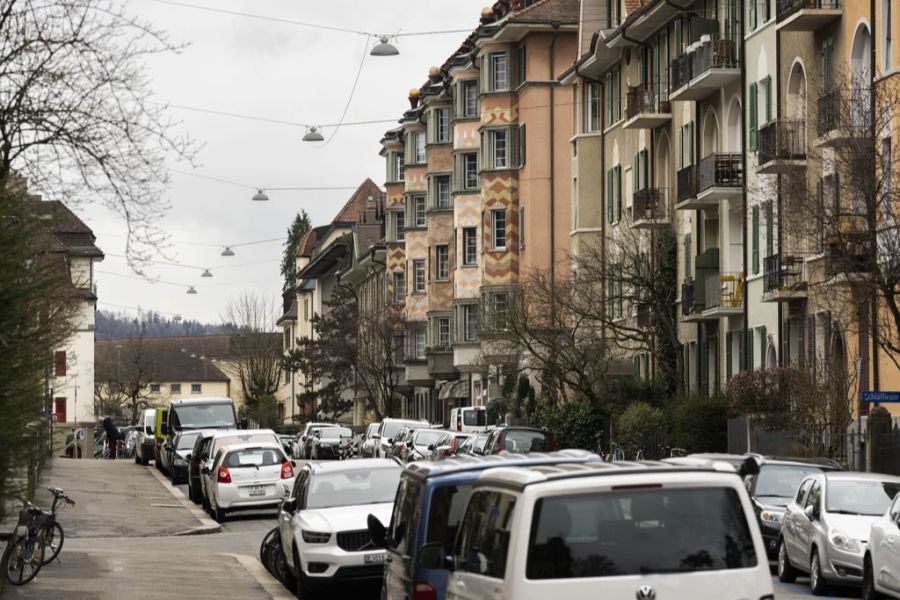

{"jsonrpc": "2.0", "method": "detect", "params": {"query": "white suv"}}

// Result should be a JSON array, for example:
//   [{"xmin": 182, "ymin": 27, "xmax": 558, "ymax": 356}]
[{"xmin": 447, "ymin": 460, "xmax": 774, "ymax": 600}]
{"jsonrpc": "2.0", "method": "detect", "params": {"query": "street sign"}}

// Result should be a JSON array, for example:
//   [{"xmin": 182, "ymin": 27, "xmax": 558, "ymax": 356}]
[{"xmin": 862, "ymin": 391, "xmax": 900, "ymax": 403}]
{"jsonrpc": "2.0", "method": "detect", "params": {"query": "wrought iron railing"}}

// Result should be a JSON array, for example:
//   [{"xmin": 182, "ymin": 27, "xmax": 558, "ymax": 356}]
[
  {"xmin": 633, "ymin": 188, "xmax": 668, "ymax": 222},
  {"xmin": 758, "ymin": 119, "xmax": 807, "ymax": 165},
  {"xmin": 636, "ymin": 303, "xmax": 655, "ymax": 329},
  {"xmin": 677, "ymin": 165, "xmax": 697, "ymax": 202},
  {"xmin": 698, "ymin": 153, "xmax": 742, "ymax": 193},
  {"xmin": 681, "ymin": 280, "xmax": 696, "ymax": 316},
  {"xmin": 763, "ymin": 253, "xmax": 806, "ymax": 292},
  {"xmin": 816, "ymin": 88, "xmax": 872, "ymax": 137},
  {"xmin": 671, "ymin": 53, "xmax": 692, "ymax": 91},
  {"xmin": 777, "ymin": 0, "xmax": 840, "ymax": 22},
  {"xmin": 692, "ymin": 34, "xmax": 740, "ymax": 76},
  {"xmin": 626, "ymin": 83, "xmax": 670, "ymax": 120}
]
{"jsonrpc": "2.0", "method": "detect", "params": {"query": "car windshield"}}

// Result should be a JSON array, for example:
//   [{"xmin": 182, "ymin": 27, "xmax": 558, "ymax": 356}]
[
  {"xmin": 177, "ymin": 432, "xmax": 200, "ymax": 449},
  {"xmin": 463, "ymin": 410, "xmax": 486, "ymax": 426},
  {"xmin": 503, "ymin": 430, "xmax": 551, "ymax": 453},
  {"xmin": 382, "ymin": 421, "xmax": 424, "ymax": 439},
  {"xmin": 525, "ymin": 487, "xmax": 757, "ymax": 579},
  {"xmin": 306, "ymin": 466, "xmax": 402, "ymax": 509},
  {"xmin": 223, "ymin": 447, "xmax": 284, "ymax": 468},
  {"xmin": 365, "ymin": 424, "xmax": 379, "ymax": 438},
  {"xmin": 753, "ymin": 465, "xmax": 823, "ymax": 498},
  {"xmin": 827, "ymin": 480, "xmax": 900, "ymax": 516},
  {"xmin": 414, "ymin": 431, "xmax": 446, "ymax": 448},
  {"xmin": 426, "ymin": 483, "xmax": 474, "ymax": 556},
  {"xmin": 320, "ymin": 428, "xmax": 352, "ymax": 441},
  {"xmin": 173, "ymin": 404, "xmax": 235, "ymax": 429}
]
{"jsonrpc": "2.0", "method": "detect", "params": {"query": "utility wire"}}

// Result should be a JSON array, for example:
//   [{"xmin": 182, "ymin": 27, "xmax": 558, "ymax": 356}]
[
  {"xmin": 97, "ymin": 232, "xmax": 285, "ymax": 249},
  {"xmin": 162, "ymin": 103, "xmax": 397, "ymax": 129},
  {"xmin": 318, "ymin": 35, "xmax": 370, "ymax": 147},
  {"xmin": 169, "ymin": 168, "xmax": 359, "ymax": 191}
]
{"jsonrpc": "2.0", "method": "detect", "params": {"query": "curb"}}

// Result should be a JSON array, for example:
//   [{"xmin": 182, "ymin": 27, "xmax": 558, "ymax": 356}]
[
  {"xmin": 227, "ymin": 552, "xmax": 295, "ymax": 600},
  {"xmin": 146, "ymin": 465, "xmax": 222, "ymax": 535}
]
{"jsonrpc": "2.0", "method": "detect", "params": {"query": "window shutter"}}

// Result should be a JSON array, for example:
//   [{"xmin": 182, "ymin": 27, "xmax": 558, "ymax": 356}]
[
  {"xmin": 822, "ymin": 312, "xmax": 832, "ymax": 372},
  {"xmin": 752, "ymin": 206, "xmax": 760, "ymax": 274},
  {"xmin": 607, "ymin": 170, "xmax": 613, "ymax": 223},
  {"xmin": 808, "ymin": 315, "xmax": 817, "ymax": 375},
  {"xmin": 749, "ymin": 328, "xmax": 755, "ymax": 370},
  {"xmin": 764, "ymin": 0, "xmax": 770, "ymax": 22},
  {"xmin": 726, "ymin": 332, "xmax": 733, "ymax": 379},
  {"xmin": 782, "ymin": 319, "xmax": 791, "ymax": 366},
  {"xmin": 765, "ymin": 75, "xmax": 772, "ymax": 123},
  {"xmin": 738, "ymin": 329, "xmax": 746, "ymax": 371},
  {"xmin": 760, "ymin": 325, "xmax": 767, "ymax": 368},
  {"xmin": 633, "ymin": 153, "xmax": 639, "ymax": 191},
  {"xmin": 749, "ymin": 83, "xmax": 758, "ymax": 151},
  {"xmin": 765, "ymin": 201, "xmax": 774, "ymax": 258},
  {"xmin": 616, "ymin": 166, "xmax": 623, "ymax": 221},
  {"xmin": 749, "ymin": 0, "xmax": 757, "ymax": 30},
  {"xmin": 519, "ymin": 124, "xmax": 526, "ymax": 167},
  {"xmin": 797, "ymin": 317, "xmax": 806, "ymax": 368}
]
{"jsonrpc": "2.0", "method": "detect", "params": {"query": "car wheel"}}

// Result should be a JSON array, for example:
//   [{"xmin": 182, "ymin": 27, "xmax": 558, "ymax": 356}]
[
  {"xmin": 202, "ymin": 493, "xmax": 210, "ymax": 514},
  {"xmin": 213, "ymin": 503, "xmax": 226, "ymax": 523},
  {"xmin": 134, "ymin": 451, "xmax": 141, "ymax": 464},
  {"xmin": 141, "ymin": 452, "xmax": 149, "ymax": 466},
  {"xmin": 809, "ymin": 549, "xmax": 828, "ymax": 596},
  {"xmin": 863, "ymin": 555, "xmax": 885, "ymax": 600},
  {"xmin": 278, "ymin": 542, "xmax": 296, "ymax": 590},
  {"xmin": 777, "ymin": 538, "xmax": 797, "ymax": 583},
  {"xmin": 189, "ymin": 480, "xmax": 201, "ymax": 504}
]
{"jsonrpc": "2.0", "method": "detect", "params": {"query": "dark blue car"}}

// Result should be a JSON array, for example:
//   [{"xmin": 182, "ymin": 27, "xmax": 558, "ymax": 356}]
[{"xmin": 368, "ymin": 450, "xmax": 601, "ymax": 600}]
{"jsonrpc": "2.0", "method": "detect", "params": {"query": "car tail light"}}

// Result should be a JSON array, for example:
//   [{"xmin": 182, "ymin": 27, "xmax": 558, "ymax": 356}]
[
  {"xmin": 442, "ymin": 448, "xmax": 452, "ymax": 457},
  {"xmin": 493, "ymin": 433, "xmax": 503, "ymax": 454},
  {"xmin": 413, "ymin": 582, "xmax": 437, "ymax": 600},
  {"xmin": 549, "ymin": 436, "xmax": 558, "ymax": 451},
  {"xmin": 217, "ymin": 466, "xmax": 231, "ymax": 483},
  {"xmin": 281, "ymin": 461, "xmax": 294, "ymax": 479}
]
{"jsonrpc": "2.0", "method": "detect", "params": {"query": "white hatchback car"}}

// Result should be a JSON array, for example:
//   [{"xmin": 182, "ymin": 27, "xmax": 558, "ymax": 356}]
[
  {"xmin": 865, "ymin": 491, "xmax": 900, "ymax": 599},
  {"xmin": 446, "ymin": 460, "xmax": 775, "ymax": 600},
  {"xmin": 204, "ymin": 442, "xmax": 296, "ymax": 522},
  {"xmin": 278, "ymin": 458, "xmax": 402, "ymax": 595}
]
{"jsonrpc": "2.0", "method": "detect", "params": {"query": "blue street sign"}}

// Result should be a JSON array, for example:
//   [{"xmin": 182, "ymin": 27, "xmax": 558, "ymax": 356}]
[{"xmin": 862, "ymin": 391, "xmax": 900, "ymax": 403}]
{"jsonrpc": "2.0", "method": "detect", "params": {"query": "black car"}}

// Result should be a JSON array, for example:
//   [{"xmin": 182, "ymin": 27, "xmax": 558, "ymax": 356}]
[
  {"xmin": 310, "ymin": 427, "xmax": 353, "ymax": 460},
  {"xmin": 168, "ymin": 431, "xmax": 205, "ymax": 484},
  {"xmin": 483, "ymin": 426, "xmax": 557, "ymax": 454},
  {"xmin": 187, "ymin": 431, "xmax": 216, "ymax": 503},
  {"xmin": 745, "ymin": 454, "xmax": 843, "ymax": 559}
]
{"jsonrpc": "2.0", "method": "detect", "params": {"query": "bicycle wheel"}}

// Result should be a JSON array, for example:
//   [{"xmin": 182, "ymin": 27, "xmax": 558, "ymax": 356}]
[
  {"xmin": 41, "ymin": 521, "xmax": 64, "ymax": 565},
  {"xmin": 5, "ymin": 536, "xmax": 45, "ymax": 585}
]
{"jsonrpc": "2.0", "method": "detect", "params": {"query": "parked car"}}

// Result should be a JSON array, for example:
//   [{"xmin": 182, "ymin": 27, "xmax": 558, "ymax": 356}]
[
  {"xmin": 187, "ymin": 431, "xmax": 217, "ymax": 504},
  {"xmin": 864, "ymin": 490, "xmax": 900, "ymax": 599},
  {"xmin": 198, "ymin": 429, "xmax": 281, "ymax": 512},
  {"xmin": 164, "ymin": 397, "xmax": 237, "ymax": 449},
  {"xmin": 204, "ymin": 442, "xmax": 295, "ymax": 522},
  {"xmin": 153, "ymin": 406, "xmax": 167, "ymax": 469},
  {"xmin": 428, "ymin": 432, "xmax": 471, "ymax": 461},
  {"xmin": 293, "ymin": 422, "xmax": 340, "ymax": 459},
  {"xmin": 310, "ymin": 427, "xmax": 353, "ymax": 460},
  {"xmin": 778, "ymin": 471, "xmax": 900, "ymax": 594},
  {"xmin": 277, "ymin": 458, "xmax": 402, "ymax": 595},
  {"xmin": 445, "ymin": 459, "xmax": 774, "ymax": 600},
  {"xmin": 303, "ymin": 425, "xmax": 341, "ymax": 460},
  {"xmin": 359, "ymin": 423, "xmax": 381, "ymax": 458},
  {"xmin": 277, "ymin": 434, "xmax": 294, "ymax": 456},
  {"xmin": 389, "ymin": 427, "xmax": 416, "ymax": 461},
  {"xmin": 449, "ymin": 406, "xmax": 488, "ymax": 433},
  {"xmin": 134, "ymin": 408, "xmax": 156, "ymax": 465},
  {"xmin": 483, "ymin": 425, "xmax": 557, "ymax": 455},
  {"xmin": 367, "ymin": 450, "xmax": 601, "ymax": 600},
  {"xmin": 455, "ymin": 433, "xmax": 490, "ymax": 457},
  {"xmin": 746, "ymin": 455, "xmax": 843, "ymax": 559},
  {"xmin": 401, "ymin": 429, "xmax": 448, "ymax": 463},
  {"xmin": 167, "ymin": 430, "xmax": 206, "ymax": 484},
  {"xmin": 375, "ymin": 418, "xmax": 429, "ymax": 458}
]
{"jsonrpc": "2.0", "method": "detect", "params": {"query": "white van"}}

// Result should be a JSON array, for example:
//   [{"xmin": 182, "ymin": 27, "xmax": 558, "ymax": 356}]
[
  {"xmin": 449, "ymin": 406, "xmax": 488, "ymax": 433},
  {"xmin": 134, "ymin": 408, "xmax": 156, "ymax": 465},
  {"xmin": 446, "ymin": 460, "xmax": 775, "ymax": 600}
]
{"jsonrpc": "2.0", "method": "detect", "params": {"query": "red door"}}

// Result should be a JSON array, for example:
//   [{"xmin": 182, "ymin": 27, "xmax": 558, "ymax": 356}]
[{"xmin": 54, "ymin": 397, "xmax": 66, "ymax": 423}]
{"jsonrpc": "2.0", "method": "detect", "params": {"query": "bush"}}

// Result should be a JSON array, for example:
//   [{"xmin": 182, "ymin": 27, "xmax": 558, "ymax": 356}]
[
  {"xmin": 673, "ymin": 395, "xmax": 728, "ymax": 453},
  {"xmin": 617, "ymin": 401, "xmax": 667, "ymax": 458},
  {"xmin": 530, "ymin": 397, "xmax": 605, "ymax": 451}
]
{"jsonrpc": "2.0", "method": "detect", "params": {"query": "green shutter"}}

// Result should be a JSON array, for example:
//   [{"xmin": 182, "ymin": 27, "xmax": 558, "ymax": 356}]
[
  {"xmin": 764, "ymin": 0, "xmax": 770, "ymax": 23},
  {"xmin": 765, "ymin": 201, "xmax": 774, "ymax": 258},
  {"xmin": 765, "ymin": 75, "xmax": 772, "ymax": 123},
  {"xmin": 606, "ymin": 73, "xmax": 612, "ymax": 125},
  {"xmin": 634, "ymin": 153, "xmax": 639, "ymax": 191},
  {"xmin": 760, "ymin": 325, "xmax": 767, "ymax": 368},
  {"xmin": 616, "ymin": 166, "xmax": 622, "ymax": 221},
  {"xmin": 749, "ymin": 0, "xmax": 757, "ymax": 30},
  {"xmin": 726, "ymin": 332, "xmax": 733, "ymax": 379},
  {"xmin": 749, "ymin": 83, "xmax": 758, "ymax": 151},
  {"xmin": 749, "ymin": 328, "xmax": 756, "ymax": 370},
  {"xmin": 752, "ymin": 206, "xmax": 760, "ymax": 274},
  {"xmin": 739, "ymin": 330, "xmax": 746, "ymax": 371},
  {"xmin": 607, "ymin": 170, "xmax": 613, "ymax": 223}
]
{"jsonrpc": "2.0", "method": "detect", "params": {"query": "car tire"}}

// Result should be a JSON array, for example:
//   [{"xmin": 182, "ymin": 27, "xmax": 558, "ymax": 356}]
[
  {"xmin": 213, "ymin": 504, "xmax": 226, "ymax": 523},
  {"xmin": 188, "ymin": 480, "xmax": 201, "ymax": 504},
  {"xmin": 809, "ymin": 548, "xmax": 828, "ymax": 596},
  {"xmin": 278, "ymin": 543, "xmax": 296, "ymax": 591},
  {"xmin": 202, "ymin": 493, "xmax": 210, "ymax": 514},
  {"xmin": 777, "ymin": 538, "xmax": 797, "ymax": 583},
  {"xmin": 863, "ymin": 555, "xmax": 885, "ymax": 600},
  {"xmin": 134, "ymin": 451, "xmax": 141, "ymax": 464}
]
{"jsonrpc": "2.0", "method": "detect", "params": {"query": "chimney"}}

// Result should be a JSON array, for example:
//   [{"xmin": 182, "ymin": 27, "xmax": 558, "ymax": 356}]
[{"xmin": 408, "ymin": 87, "xmax": 421, "ymax": 109}]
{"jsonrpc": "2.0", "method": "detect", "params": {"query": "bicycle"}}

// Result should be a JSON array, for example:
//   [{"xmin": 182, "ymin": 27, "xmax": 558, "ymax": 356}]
[
  {"xmin": 40, "ymin": 487, "xmax": 75, "ymax": 565},
  {"xmin": 4, "ymin": 501, "xmax": 46, "ymax": 585}
]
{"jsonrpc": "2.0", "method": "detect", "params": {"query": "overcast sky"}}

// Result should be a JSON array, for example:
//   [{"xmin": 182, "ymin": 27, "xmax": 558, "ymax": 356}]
[{"xmin": 79, "ymin": 0, "xmax": 486, "ymax": 325}]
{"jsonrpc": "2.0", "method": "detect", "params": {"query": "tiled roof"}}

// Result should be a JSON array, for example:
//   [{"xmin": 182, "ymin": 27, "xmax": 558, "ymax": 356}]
[
  {"xmin": 25, "ymin": 199, "xmax": 104, "ymax": 258},
  {"xmin": 332, "ymin": 178, "xmax": 384, "ymax": 224},
  {"xmin": 509, "ymin": 0, "xmax": 580, "ymax": 22},
  {"xmin": 296, "ymin": 227, "xmax": 322, "ymax": 258}
]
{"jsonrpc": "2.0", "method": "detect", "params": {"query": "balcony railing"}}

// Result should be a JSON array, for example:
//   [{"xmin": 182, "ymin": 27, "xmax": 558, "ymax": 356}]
[
  {"xmin": 692, "ymin": 35, "xmax": 740, "ymax": 77},
  {"xmin": 777, "ymin": 0, "xmax": 840, "ymax": 21},
  {"xmin": 681, "ymin": 280, "xmax": 697, "ymax": 316},
  {"xmin": 763, "ymin": 253, "xmax": 805, "ymax": 292},
  {"xmin": 636, "ymin": 303, "xmax": 655, "ymax": 329},
  {"xmin": 633, "ymin": 188, "xmax": 668, "ymax": 223},
  {"xmin": 698, "ymin": 153, "xmax": 743, "ymax": 193},
  {"xmin": 671, "ymin": 53, "xmax": 692, "ymax": 91},
  {"xmin": 758, "ymin": 119, "xmax": 807, "ymax": 165},
  {"xmin": 817, "ymin": 88, "xmax": 873, "ymax": 137},
  {"xmin": 677, "ymin": 165, "xmax": 698, "ymax": 202},
  {"xmin": 626, "ymin": 83, "xmax": 670, "ymax": 120},
  {"xmin": 705, "ymin": 272, "xmax": 743, "ymax": 310}
]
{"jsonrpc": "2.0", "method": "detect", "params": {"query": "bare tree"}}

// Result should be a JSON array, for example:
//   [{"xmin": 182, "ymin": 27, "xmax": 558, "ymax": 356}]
[
  {"xmin": 0, "ymin": 0, "xmax": 197, "ymax": 267},
  {"xmin": 94, "ymin": 323, "xmax": 158, "ymax": 424},
  {"xmin": 355, "ymin": 303, "xmax": 407, "ymax": 421}
]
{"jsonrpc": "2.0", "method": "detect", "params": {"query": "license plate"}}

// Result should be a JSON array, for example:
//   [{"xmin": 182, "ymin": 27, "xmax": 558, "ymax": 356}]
[
  {"xmin": 363, "ymin": 552, "xmax": 385, "ymax": 564},
  {"xmin": 248, "ymin": 486, "xmax": 266, "ymax": 497}
]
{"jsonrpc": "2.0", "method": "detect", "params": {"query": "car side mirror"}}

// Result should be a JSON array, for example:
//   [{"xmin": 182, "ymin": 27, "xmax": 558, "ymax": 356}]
[
  {"xmin": 804, "ymin": 505, "xmax": 817, "ymax": 520},
  {"xmin": 185, "ymin": 453, "xmax": 191, "ymax": 461},
  {"xmin": 386, "ymin": 438, "xmax": 394, "ymax": 444},
  {"xmin": 240, "ymin": 418, "xmax": 249, "ymax": 430},
  {"xmin": 201, "ymin": 453, "xmax": 209, "ymax": 462},
  {"xmin": 427, "ymin": 444, "xmax": 435, "ymax": 451},
  {"xmin": 282, "ymin": 498, "xmax": 296, "ymax": 513},
  {"xmin": 201, "ymin": 466, "xmax": 210, "ymax": 475},
  {"xmin": 160, "ymin": 424, "xmax": 168, "ymax": 435},
  {"xmin": 372, "ymin": 434, "xmax": 380, "ymax": 440},
  {"xmin": 145, "ymin": 426, "xmax": 153, "ymax": 435},
  {"xmin": 472, "ymin": 447, "xmax": 483, "ymax": 455},
  {"xmin": 418, "ymin": 542, "xmax": 447, "ymax": 569},
  {"xmin": 367, "ymin": 513, "xmax": 387, "ymax": 548},
  {"xmin": 738, "ymin": 457, "xmax": 760, "ymax": 478}
]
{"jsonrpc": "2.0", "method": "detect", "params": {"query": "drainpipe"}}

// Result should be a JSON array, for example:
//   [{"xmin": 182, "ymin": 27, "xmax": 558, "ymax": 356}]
[
  {"xmin": 870, "ymin": 0, "xmax": 880, "ymax": 394},
  {"xmin": 549, "ymin": 21, "xmax": 560, "ymax": 285},
  {"xmin": 741, "ymin": 0, "xmax": 749, "ymax": 374},
  {"xmin": 775, "ymin": 10, "xmax": 784, "ymax": 367}
]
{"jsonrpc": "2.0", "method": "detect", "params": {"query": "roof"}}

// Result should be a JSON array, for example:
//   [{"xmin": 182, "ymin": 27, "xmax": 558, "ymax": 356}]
[
  {"xmin": 821, "ymin": 471, "xmax": 900, "ymax": 483},
  {"xmin": 508, "ymin": 0, "xmax": 580, "ymax": 23},
  {"xmin": 307, "ymin": 457, "xmax": 400, "ymax": 473},
  {"xmin": 25, "ymin": 199, "xmax": 104, "ymax": 258},
  {"xmin": 332, "ymin": 178, "xmax": 383, "ymax": 223},
  {"xmin": 752, "ymin": 455, "xmax": 844, "ymax": 470},
  {"xmin": 296, "ymin": 227, "xmax": 323, "ymax": 258},
  {"xmin": 403, "ymin": 449, "xmax": 599, "ymax": 481}
]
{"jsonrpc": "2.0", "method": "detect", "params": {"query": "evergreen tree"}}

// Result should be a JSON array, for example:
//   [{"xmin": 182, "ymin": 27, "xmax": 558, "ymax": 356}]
[{"xmin": 281, "ymin": 210, "xmax": 312, "ymax": 290}]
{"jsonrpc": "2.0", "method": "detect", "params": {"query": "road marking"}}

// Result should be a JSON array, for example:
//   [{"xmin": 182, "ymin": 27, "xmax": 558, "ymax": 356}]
[
  {"xmin": 146, "ymin": 465, "xmax": 222, "ymax": 535},
  {"xmin": 227, "ymin": 552, "xmax": 295, "ymax": 600}
]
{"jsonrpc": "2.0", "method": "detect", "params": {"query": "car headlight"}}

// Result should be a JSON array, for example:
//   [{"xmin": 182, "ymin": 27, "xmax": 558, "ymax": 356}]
[
  {"xmin": 302, "ymin": 530, "xmax": 331, "ymax": 544},
  {"xmin": 760, "ymin": 510, "xmax": 784, "ymax": 525},
  {"xmin": 829, "ymin": 528, "xmax": 861, "ymax": 553}
]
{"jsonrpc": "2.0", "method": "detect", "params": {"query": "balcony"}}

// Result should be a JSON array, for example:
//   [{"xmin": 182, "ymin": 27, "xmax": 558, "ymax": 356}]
[
  {"xmin": 427, "ymin": 349, "xmax": 458, "ymax": 380},
  {"xmin": 683, "ymin": 248, "xmax": 721, "ymax": 321},
  {"xmin": 762, "ymin": 254, "xmax": 808, "ymax": 302},
  {"xmin": 815, "ymin": 88, "xmax": 872, "ymax": 147},
  {"xmin": 825, "ymin": 216, "xmax": 873, "ymax": 285},
  {"xmin": 703, "ymin": 272, "xmax": 744, "ymax": 318},
  {"xmin": 632, "ymin": 188, "xmax": 669, "ymax": 229},
  {"xmin": 776, "ymin": 0, "xmax": 841, "ymax": 32},
  {"xmin": 405, "ymin": 359, "xmax": 433, "ymax": 386},
  {"xmin": 681, "ymin": 279, "xmax": 698, "ymax": 317},
  {"xmin": 758, "ymin": 119, "xmax": 807, "ymax": 174},
  {"xmin": 636, "ymin": 303, "xmax": 655, "ymax": 330},
  {"xmin": 675, "ymin": 165, "xmax": 702, "ymax": 209},
  {"xmin": 624, "ymin": 84, "xmax": 672, "ymax": 130},
  {"xmin": 669, "ymin": 35, "xmax": 741, "ymax": 102},
  {"xmin": 697, "ymin": 153, "xmax": 743, "ymax": 202}
]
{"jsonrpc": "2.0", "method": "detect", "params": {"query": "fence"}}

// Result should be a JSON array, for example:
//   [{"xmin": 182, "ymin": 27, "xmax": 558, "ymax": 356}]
[{"xmin": 728, "ymin": 416, "xmax": 865, "ymax": 470}]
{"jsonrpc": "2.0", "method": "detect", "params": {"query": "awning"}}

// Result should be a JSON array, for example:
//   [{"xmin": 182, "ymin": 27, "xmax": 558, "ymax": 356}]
[{"xmin": 439, "ymin": 380, "xmax": 469, "ymax": 401}]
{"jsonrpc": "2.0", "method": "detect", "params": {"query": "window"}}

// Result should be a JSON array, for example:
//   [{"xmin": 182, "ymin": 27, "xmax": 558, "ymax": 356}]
[
  {"xmin": 752, "ymin": 205, "xmax": 760, "ymax": 274},
  {"xmin": 491, "ymin": 209, "xmax": 507, "ymax": 250},
  {"xmin": 150, "ymin": 384, "xmax": 161, "ymax": 394},
  {"xmin": 518, "ymin": 124, "xmax": 526, "ymax": 168},
  {"xmin": 395, "ymin": 210, "xmax": 406, "ymax": 241},
  {"xmin": 459, "ymin": 152, "xmax": 479, "ymax": 190},
  {"xmin": 393, "ymin": 271, "xmax": 406, "ymax": 303},
  {"xmin": 284, "ymin": 368, "xmax": 290, "ymax": 384},
  {"xmin": 489, "ymin": 52, "xmax": 508, "ymax": 91},
  {"xmin": 490, "ymin": 130, "xmax": 508, "ymax": 169},
  {"xmin": 633, "ymin": 149, "xmax": 649, "ymax": 192},
  {"xmin": 585, "ymin": 81, "xmax": 600, "ymax": 132},
  {"xmin": 490, "ymin": 292, "xmax": 510, "ymax": 330},
  {"xmin": 435, "ymin": 245, "xmax": 450, "ymax": 280},
  {"xmin": 415, "ymin": 327, "xmax": 426, "ymax": 359},
  {"xmin": 884, "ymin": 0, "xmax": 893, "ymax": 72},
  {"xmin": 396, "ymin": 152, "xmax": 405, "ymax": 181},
  {"xmin": 412, "ymin": 131, "xmax": 426, "ymax": 164},
  {"xmin": 749, "ymin": 82, "xmax": 758, "ymax": 151},
  {"xmin": 606, "ymin": 165, "xmax": 622, "ymax": 223},
  {"xmin": 765, "ymin": 202, "xmax": 774, "ymax": 258},
  {"xmin": 171, "ymin": 383, "xmax": 182, "ymax": 394},
  {"xmin": 517, "ymin": 45, "xmax": 526, "ymax": 85},
  {"xmin": 604, "ymin": 66, "xmax": 621, "ymax": 125},
  {"xmin": 462, "ymin": 304, "xmax": 479, "ymax": 341},
  {"xmin": 191, "ymin": 383, "xmax": 202, "ymax": 394},
  {"xmin": 304, "ymin": 298, "xmax": 309, "ymax": 320},
  {"xmin": 435, "ymin": 175, "xmax": 451, "ymax": 209},
  {"xmin": 680, "ymin": 121, "xmax": 694, "ymax": 167},
  {"xmin": 463, "ymin": 80, "xmax": 478, "ymax": 117},
  {"xmin": 389, "ymin": 477, "xmax": 423, "ymax": 557},
  {"xmin": 413, "ymin": 195, "xmax": 426, "ymax": 227},
  {"xmin": 436, "ymin": 108, "xmax": 450, "ymax": 143},
  {"xmin": 54, "ymin": 350, "xmax": 66, "ymax": 376},
  {"xmin": 456, "ymin": 491, "xmax": 516, "ymax": 579},
  {"xmin": 413, "ymin": 260, "xmax": 426, "ymax": 293},
  {"xmin": 438, "ymin": 317, "xmax": 451, "ymax": 347},
  {"xmin": 519, "ymin": 206, "xmax": 526, "ymax": 249},
  {"xmin": 462, "ymin": 227, "xmax": 477, "ymax": 265},
  {"xmin": 606, "ymin": 0, "xmax": 622, "ymax": 27}
]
